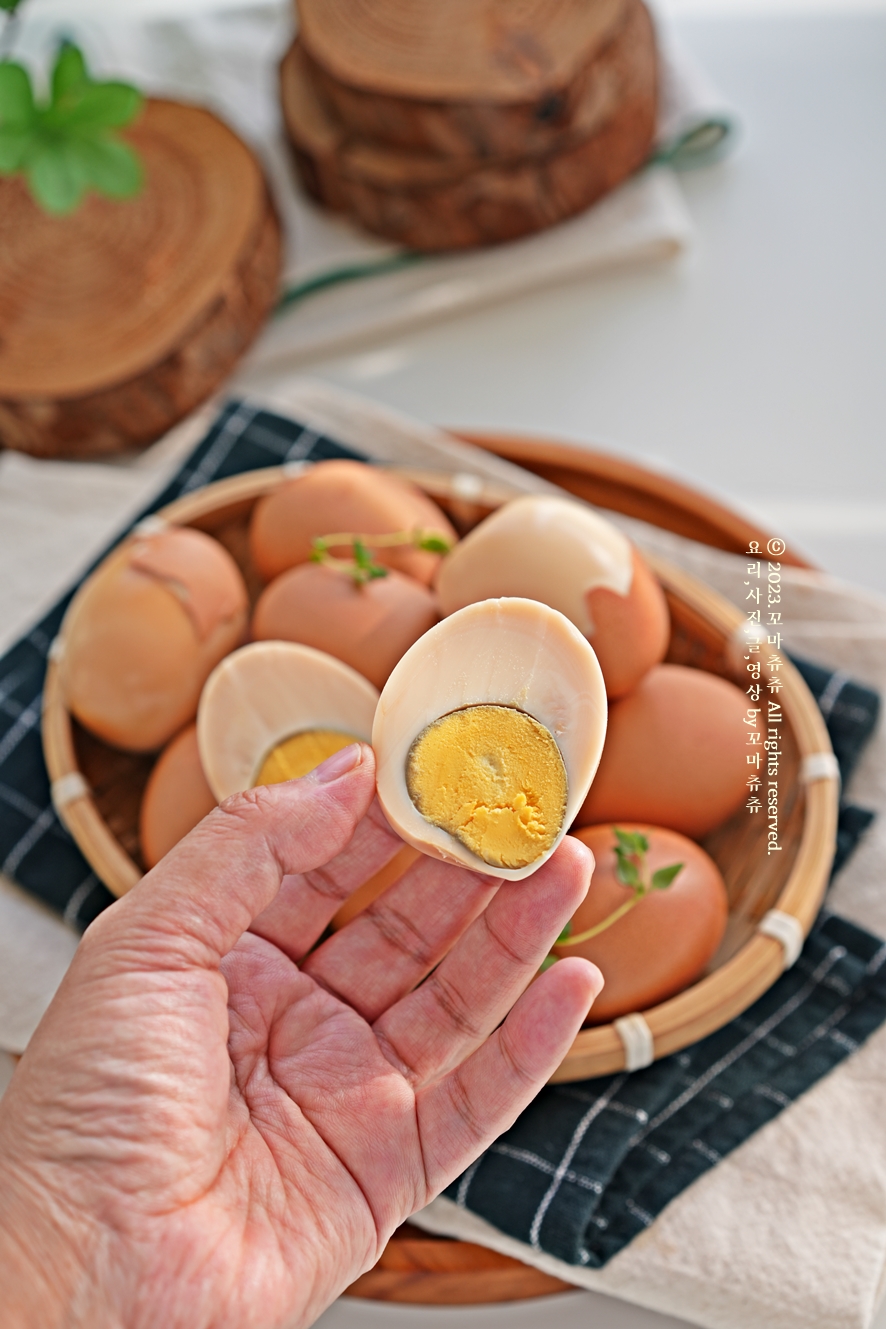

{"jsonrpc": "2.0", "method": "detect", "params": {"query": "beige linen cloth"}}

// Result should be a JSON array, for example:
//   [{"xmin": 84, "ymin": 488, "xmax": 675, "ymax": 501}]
[{"xmin": 0, "ymin": 384, "xmax": 884, "ymax": 1329}]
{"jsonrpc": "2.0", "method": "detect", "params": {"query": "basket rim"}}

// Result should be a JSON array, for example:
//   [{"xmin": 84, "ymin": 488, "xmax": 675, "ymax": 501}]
[{"xmin": 41, "ymin": 458, "xmax": 839, "ymax": 1080}]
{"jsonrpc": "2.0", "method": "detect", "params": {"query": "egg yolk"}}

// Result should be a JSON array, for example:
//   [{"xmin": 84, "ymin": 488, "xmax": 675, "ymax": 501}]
[
  {"xmin": 405, "ymin": 705, "xmax": 567, "ymax": 869},
  {"xmin": 256, "ymin": 729, "xmax": 361, "ymax": 785}
]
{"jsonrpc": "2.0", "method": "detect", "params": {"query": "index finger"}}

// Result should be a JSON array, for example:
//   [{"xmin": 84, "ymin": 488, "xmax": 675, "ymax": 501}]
[{"xmin": 89, "ymin": 744, "xmax": 377, "ymax": 970}]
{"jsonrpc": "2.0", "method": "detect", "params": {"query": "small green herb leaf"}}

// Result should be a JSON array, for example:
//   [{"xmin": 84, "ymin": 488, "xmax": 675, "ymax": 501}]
[
  {"xmin": 539, "ymin": 954, "xmax": 558, "ymax": 972},
  {"xmin": 0, "ymin": 124, "xmax": 28, "ymax": 171},
  {"xmin": 51, "ymin": 42, "xmax": 88, "ymax": 103},
  {"xmin": 0, "ymin": 44, "xmax": 143, "ymax": 214},
  {"xmin": 57, "ymin": 82, "xmax": 142, "ymax": 132},
  {"xmin": 555, "ymin": 921, "xmax": 572, "ymax": 943},
  {"xmin": 417, "ymin": 534, "xmax": 452, "ymax": 553},
  {"xmin": 353, "ymin": 539, "xmax": 371, "ymax": 569},
  {"xmin": 614, "ymin": 851, "xmax": 641, "ymax": 889},
  {"xmin": 614, "ymin": 827, "xmax": 649, "ymax": 856},
  {"xmin": 651, "ymin": 862, "xmax": 684, "ymax": 891},
  {"xmin": 25, "ymin": 137, "xmax": 90, "ymax": 214},
  {"xmin": 0, "ymin": 61, "xmax": 35, "ymax": 128},
  {"xmin": 75, "ymin": 134, "xmax": 142, "ymax": 197}
]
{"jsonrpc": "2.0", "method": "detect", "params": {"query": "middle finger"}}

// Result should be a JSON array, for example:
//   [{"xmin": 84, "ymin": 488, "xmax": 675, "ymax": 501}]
[{"xmin": 300, "ymin": 853, "xmax": 501, "ymax": 1020}]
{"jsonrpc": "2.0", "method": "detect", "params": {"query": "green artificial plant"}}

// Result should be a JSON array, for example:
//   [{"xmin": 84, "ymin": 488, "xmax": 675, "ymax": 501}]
[{"xmin": 0, "ymin": 0, "xmax": 144, "ymax": 215}]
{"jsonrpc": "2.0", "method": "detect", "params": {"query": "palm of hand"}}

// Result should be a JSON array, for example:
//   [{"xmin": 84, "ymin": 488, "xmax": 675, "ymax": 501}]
[{"xmin": 0, "ymin": 750, "xmax": 597, "ymax": 1329}]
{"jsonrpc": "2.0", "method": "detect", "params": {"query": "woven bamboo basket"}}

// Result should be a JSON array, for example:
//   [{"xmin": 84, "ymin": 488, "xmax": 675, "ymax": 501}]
[{"xmin": 41, "ymin": 435, "xmax": 839, "ymax": 1302}]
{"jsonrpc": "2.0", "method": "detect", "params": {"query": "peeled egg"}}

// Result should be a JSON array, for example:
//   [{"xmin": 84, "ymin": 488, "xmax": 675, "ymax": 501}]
[
  {"xmin": 249, "ymin": 459, "xmax": 457, "ymax": 586},
  {"xmin": 197, "ymin": 640, "xmax": 379, "ymax": 800},
  {"xmin": 373, "ymin": 597, "xmax": 607, "ymax": 882},
  {"xmin": 435, "ymin": 494, "xmax": 669, "ymax": 698},
  {"xmin": 252, "ymin": 562, "xmax": 439, "ymax": 690},
  {"xmin": 555, "ymin": 824, "xmax": 728, "ymax": 1023},
  {"xmin": 576, "ymin": 663, "xmax": 749, "ymax": 838},
  {"xmin": 140, "ymin": 723, "xmax": 217, "ymax": 869},
  {"xmin": 60, "ymin": 524, "xmax": 249, "ymax": 751}
]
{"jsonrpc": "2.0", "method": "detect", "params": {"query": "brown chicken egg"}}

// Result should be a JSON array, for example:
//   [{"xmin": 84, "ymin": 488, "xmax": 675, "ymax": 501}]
[
  {"xmin": 249, "ymin": 459, "xmax": 457, "ymax": 586},
  {"xmin": 197, "ymin": 640, "xmax": 379, "ymax": 801},
  {"xmin": 139, "ymin": 723, "xmax": 217, "ymax": 868},
  {"xmin": 59, "ymin": 524, "xmax": 248, "ymax": 751},
  {"xmin": 576, "ymin": 663, "xmax": 749, "ymax": 838},
  {"xmin": 435, "ymin": 495, "xmax": 669, "ymax": 698},
  {"xmin": 252, "ymin": 562, "xmax": 439, "ymax": 690},
  {"xmin": 554, "ymin": 824, "xmax": 728, "ymax": 1023},
  {"xmin": 373, "ymin": 597, "xmax": 607, "ymax": 881}
]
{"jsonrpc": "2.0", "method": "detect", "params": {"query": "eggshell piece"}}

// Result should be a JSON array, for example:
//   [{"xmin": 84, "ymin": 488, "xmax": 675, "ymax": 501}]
[
  {"xmin": 197, "ymin": 640, "xmax": 379, "ymax": 801},
  {"xmin": 557, "ymin": 824, "xmax": 728, "ymax": 1023},
  {"xmin": 576, "ymin": 664, "xmax": 749, "ymax": 838},
  {"xmin": 249, "ymin": 459, "xmax": 457, "ymax": 586},
  {"xmin": 434, "ymin": 495, "xmax": 668, "ymax": 698},
  {"xmin": 252, "ymin": 562, "xmax": 439, "ymax": 690},
  {"xmin": 140, "ymin": 723, "xmax": 217, "ymax": 869},
  {"xmin": 60, "ymin": 526, "xmax": 248, "ymax": 752},
  {"xmin": 584, "ymin": 548, "xmax": 671, "ymax": 698},
  {"xmin": 373, "ymin": 597, "xmax": 607, "ymax": 881}
]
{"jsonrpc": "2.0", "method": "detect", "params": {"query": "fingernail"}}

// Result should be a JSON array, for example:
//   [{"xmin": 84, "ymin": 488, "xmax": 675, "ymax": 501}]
[{"xmin": 313, "ymin": 742, "xmax": 364, "ymax": 784}]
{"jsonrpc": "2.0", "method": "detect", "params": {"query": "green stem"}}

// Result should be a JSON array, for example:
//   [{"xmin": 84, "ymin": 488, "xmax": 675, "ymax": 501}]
[
  {"xmin": 556, "ymin": 892, "xmax": 644, "ymax": 946},
  {"xmin": 276, "ymin": 252, "xmax": 426, "ymax": 314},
  {"xmin": 314, "ymin": 529, "xmax": 418, "ymax": 552}
]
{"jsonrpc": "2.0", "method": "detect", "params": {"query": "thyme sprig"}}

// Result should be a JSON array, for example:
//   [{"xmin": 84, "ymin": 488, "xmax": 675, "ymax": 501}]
[
  {"xmin": 310, "ymin": 528, "xmax": 453, "ymax": 586},
  {"xmin": 0, "ymin": 28, "xmax": 143, "ymax": 214},
  {"xmin": 541, "ymin": 829, "xmax": 684, "ymax": 970}
]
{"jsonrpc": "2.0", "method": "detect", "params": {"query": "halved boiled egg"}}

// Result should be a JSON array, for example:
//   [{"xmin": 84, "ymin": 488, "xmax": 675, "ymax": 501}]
[
  {"xmin": 373, "ymin": 598, "xmax": 607, "ymax": 881},
  {"xmin": 435, "ymin": 495, "xmax": 669, "ymax": 698},
  {"xmin": 197, "ymin": 640, "xmax": 379, "ymax": 801}
]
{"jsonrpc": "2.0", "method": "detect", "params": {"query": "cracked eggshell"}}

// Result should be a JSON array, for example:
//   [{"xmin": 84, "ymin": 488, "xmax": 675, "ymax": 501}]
[
  {"xmin": 372, "ymin": 597, "xmax": 607, "ymax": 881},
  {"xmin": 197, "ymin": 640, "xmax": 379, "ymax": 801},
  {"xmin": 435, "ymin": 495, "xmax": 669, "ymax": 698},
  {"xmin": 59, "ymin": 525, "xmax": 248, "ymax": 752}
]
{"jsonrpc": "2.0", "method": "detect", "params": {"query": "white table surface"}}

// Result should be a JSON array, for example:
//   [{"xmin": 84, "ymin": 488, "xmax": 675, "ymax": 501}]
[
  {"xmin": 246, "ymin": 7, "xmax": 885, "ymax": 1328},
  {"xmin": 244, "ymin": 4, "xmax": 886, "ymax": 606}
]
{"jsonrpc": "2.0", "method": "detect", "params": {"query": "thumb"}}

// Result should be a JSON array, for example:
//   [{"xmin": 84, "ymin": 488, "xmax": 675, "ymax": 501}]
[{"xmin": 88, "ymin": 742, "xmax": 376, "ymax": 969}]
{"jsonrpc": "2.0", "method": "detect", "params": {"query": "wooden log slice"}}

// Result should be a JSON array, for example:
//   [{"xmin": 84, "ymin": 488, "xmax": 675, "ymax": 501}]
[
  {"xmin": 300, "ymin": 0, "xmax": 631, "ymax": 158},
  {"xmin": 0, "ymin": 100, "xmax": 282, "ymax": 460},
  {"xmin": 281, "ymin": 0, "xmax": 656, "ymax": 250},
  {"xmin": 297, "ymin": 0, "xmax": 625, "ymax": 104}
]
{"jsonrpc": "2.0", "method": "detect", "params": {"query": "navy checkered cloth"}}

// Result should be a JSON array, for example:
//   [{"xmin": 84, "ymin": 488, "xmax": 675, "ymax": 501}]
[{"xmin": 0, "ymin": 402, "xmax": 882, "ymax": 1268}]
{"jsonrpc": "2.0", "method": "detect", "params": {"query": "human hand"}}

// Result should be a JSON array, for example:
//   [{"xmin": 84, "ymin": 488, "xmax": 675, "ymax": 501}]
[{"xmin": 0, "ymin": 743, "xmax": 601, "ymax": 1329}]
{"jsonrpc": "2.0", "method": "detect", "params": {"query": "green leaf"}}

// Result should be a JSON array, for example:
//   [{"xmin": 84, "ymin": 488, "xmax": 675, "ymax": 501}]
[
  {"xmin": 539, "ymin": 954, "xmax": 558, "ymax": 972},
  {"xmin": 0, "ymin": 0, "xmax": 25, "ymax": 13},
  {"xmin": 0, "ymin": 124, "xmax": 29, "ymax": 172},
  {"xmin": 613, "ymin": 827, "xmax": 648, "ymax": 856},
  {"xmin": 556, "ymin": 921, "xmax": 572, "ymax": 943},
  {"xmin": 25, "ymin": 136, "xmax": 90, "ymax": 214},
  {"xmin": 51, "ymin": 42, "xmax": 88, "ymax": 104},
  {"xmin": 614, "ymin": 849, "xmax": 641, "ymax": 889},
  {"xmin": 0, "ymin": 62, "xmax": 35, "ymax": 128},
  {"xmin": 417, "ymin": 534, "xmax": 452, "ymax": 553},
  {"xmin": 353, "ymin": 539, "xmax": 371, "ymax": 569},
  {"xmin": 651, "ymin": 862, "xmax": 684, "ymax": 891},
  {"xmin": 59, "ymin": 82, "xmax": 142, "ymax": 131},
  {"xmin": 76, "ymin": 134, "xmax": 142, "ymax": 198}
]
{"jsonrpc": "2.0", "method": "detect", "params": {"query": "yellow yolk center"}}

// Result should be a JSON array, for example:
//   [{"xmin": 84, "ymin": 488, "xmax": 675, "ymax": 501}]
[
  {"xmin": 405, "ymin": 704, "xmax": 567, "ymax": 869},
  {"xmin": 255, "ymin": 729, "xmax": 361, "ymax": 785}
]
